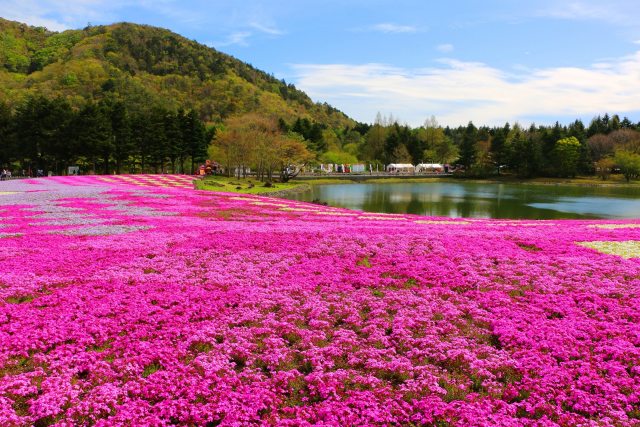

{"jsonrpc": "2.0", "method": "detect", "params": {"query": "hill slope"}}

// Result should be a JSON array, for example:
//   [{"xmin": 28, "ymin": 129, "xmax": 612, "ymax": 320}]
[{"xmin": 0, "ymin": 18, "xmax": 352, "ymax": 127}]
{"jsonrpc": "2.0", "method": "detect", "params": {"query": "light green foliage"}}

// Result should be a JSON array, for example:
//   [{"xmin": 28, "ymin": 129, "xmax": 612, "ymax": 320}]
[
  {"xmin": 435, "ymin": 137, "xmax": 459, "ymax": 164},
  {"xmin": 319, "ymin": 150, "xmax": 358, "ymax": 164},
  {"xmin": 392, "ymin": 144, "xmax": 413, "ymax": 163},
  {"xmin": 362, "ymin": 124, "xmax": 387, "ymax": 162},
  {"xmin": 31, "ymin": 31, "xmax": 83, "ymax": 71},
  {"xmin": 0, "ymin": 33, "xmax": 31, "ymax": 72},
  {"xmin": 553, "ymin": 136, "xmax": 581, "ymax": 177},
  {"xmin": 419, "ymin": 118, "xmax": 458, "ymax": 163},
  {"xmin": 322, "ymin": 128, "xmax": 341, "ymax": 151},
  {"xmin": 0, "ymin": 18, "xmax": 353, "ymax": 132},
  {"xmin": 595, "ymin": 157, "xmax": 614, "ymax": 180},
  {"xmin": 343, "ymin": 142, "xmax": 360, "ymax": 157},
  {"xmin": 614, "ymin": 150, "xmax": 640, "ymax": 182}
]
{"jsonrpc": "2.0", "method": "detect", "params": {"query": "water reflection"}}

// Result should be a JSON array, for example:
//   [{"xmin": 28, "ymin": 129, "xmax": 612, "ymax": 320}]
[{"xmin": 284, "ymin": 182, "xmax": 640, "ymax": 219}]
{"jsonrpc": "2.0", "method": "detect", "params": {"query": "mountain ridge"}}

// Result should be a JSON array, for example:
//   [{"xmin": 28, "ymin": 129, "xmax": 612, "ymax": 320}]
[{"xmin": 0, "ymin": 17, "xmax": 353, "ymax": 128}]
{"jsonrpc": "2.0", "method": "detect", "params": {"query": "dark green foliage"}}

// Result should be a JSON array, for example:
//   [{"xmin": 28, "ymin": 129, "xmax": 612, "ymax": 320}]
[
  {"xmin": 511, "ymin": 131, "xmax": 542, "ymax": 178},
  {"xmin": 458, "ymin": 122, "xmax": 478, "ymax": 170},
  {"xmin": 292, "ymin": 118, "xmax": 326, "ymax": 152},
  {"xmin": 490, "ymin": 125, "xmax": 508, "ymax": 169},
  {"xmin": 586, "ymin": 114, "xmax": 629, "ymax": 137},
  {"xmin": 0, "ymin": 95, "xmax": 210, "ymax": 175},
  {"xmin": 142, "ymin": 360, "xmax": 164, "ymax": 378},
  {"xmin": 0, "ymin": 101, "xmax": 12, "ymax": 164},
  {"xmin": 12, "ymin": 96, "xmax": 74, "ymax": 174},
  {"xmin": 74, "ymin": 102, "xmax": 113, "ymax": 174}
]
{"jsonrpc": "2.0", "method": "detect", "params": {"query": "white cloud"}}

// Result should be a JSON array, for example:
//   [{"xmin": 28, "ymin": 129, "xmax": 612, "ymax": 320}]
[
  {"xmin": 2, "ymin": 0, "xmax": 69, "ymax": 30},
  {"xmin": 538, "ymin": 0, "xmax": 639, "ymax": 26},
  {"xmin": 370, "ymin": 23, "xmax": 418, "ymax": 34},
  {"xmin": 209, "ymin": 18, "xmax": 284, "ymax": 47},
  {"xmin": 212, "ymin": 31, "xmax": 252, "ymax": 47},
  {"xmin": 291, "ymin": 51, "xmax": 640, "ymax": 127},
  {"xmin": 6, "ymin": 14, "xmax": 70, "ymax": 32},
  {"xmin": 436, "ymin": 43, "xmax": 454, "ymax": 53},
  {"xmin": 249, "ymin": 21, "xmax": 284, "ymax": 36}
]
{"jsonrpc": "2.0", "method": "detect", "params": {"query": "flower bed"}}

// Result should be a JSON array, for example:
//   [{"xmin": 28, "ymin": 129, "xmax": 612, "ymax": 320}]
[{"xmin": 0, "ymin": 175, "xmax": 639, "ymax": 426}]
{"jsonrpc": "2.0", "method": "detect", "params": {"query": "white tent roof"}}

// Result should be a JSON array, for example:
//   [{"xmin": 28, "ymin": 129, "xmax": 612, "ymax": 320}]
[{"xmin": 387, "ymin": 163, "xmax": 415, "ymax": 168}]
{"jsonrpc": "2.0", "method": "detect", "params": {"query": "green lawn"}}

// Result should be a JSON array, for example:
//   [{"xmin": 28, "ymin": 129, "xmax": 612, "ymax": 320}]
[{"xmin": 195, "ymin": 176, "xmax": 308, "ymax": 194}]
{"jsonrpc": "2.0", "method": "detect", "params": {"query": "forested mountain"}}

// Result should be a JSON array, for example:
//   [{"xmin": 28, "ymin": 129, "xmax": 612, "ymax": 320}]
[
  {"xmin": 0, "ymin": 18, "xmax": 357, "ymax": 175},
  {"xmin": 0, "ymin": 18, "xmax": 351, "ymax": 127}
]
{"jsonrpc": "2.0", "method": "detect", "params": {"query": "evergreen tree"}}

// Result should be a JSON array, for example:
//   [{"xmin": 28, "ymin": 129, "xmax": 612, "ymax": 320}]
[
  {"xmin": 489, "ymin": 124, "xmax": 508, "ymax": 171},
  {"xmin": 621, "ymin": 117, "xmax": 633, "ymax": 129},
  {"xmin": 108, "ymin": 101, "xmax": 133, "ymax": 174},
  {"xmin": 0, "ymin": 102, "xmax": 14, "ymax": 168},
  {"xmin": 164, "ymin": 110, "xmax": 182, "ymax": 173},
  {"xmin": 13, "ymin": 96, "xmax": 73, "ymax": 175},
  {"xmin": 539, "ymin": 122, "xmax": 564, "ymax": 172},
  {"xmin": 587, "ymin": 115, "xmax": 607, "ymax": 137},
  {"xmin": 183, "ymin": 110, "xmax": 208, "ymax": 174},
  {"xmin": 74, "ymin": 102, "xmax": 112, "ymax": 174},
  {"xmin": 458, "ymin": 122, "xmax": 477, "ymax": 169},
  {"xmin": 146, "ymin": 107, "xmax": 170, "ymax": 173},
  {"xmin": 384, "ymin": 123, "xmax": 402, "ymax": 164}
]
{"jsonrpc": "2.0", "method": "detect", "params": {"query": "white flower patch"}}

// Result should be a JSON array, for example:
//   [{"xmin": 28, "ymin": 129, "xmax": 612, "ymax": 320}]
[
  {"xmin": 314, "ymin": 211, "xmax": 357, "ymax": 216},
  {"xmin": 588, "ymin": 224, "xmax": 640, "ymax": 230},
  {"xmin": 414, "ymin": 220, "xmax": 471, "ymax": 225},
  {"xmin": 279, "ymin": 207, "xmax": 321, "ymax": 212},
  {"xmin": 359, "ymin": 216, "xmax": 407, "ymax": 221},
  {"xmin": 48, "ymin": 225, "xmax": 152, "ymax": 236},
  {"xmin": 0, "ymin": 232, "xmax": 22, "ymax": 238},
  {"xmin": 577, "ymin": 240, "xmax": 640, "ymax": 259}
]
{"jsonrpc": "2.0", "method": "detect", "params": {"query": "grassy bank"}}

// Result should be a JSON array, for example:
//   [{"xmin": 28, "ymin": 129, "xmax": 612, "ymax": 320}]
[{"xmin": 195, "ymin": 175, "xmax": 308, "ymax": 195}]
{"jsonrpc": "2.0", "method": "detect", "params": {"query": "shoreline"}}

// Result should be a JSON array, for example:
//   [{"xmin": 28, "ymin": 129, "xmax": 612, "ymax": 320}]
[
  {"xmin": 289, "ymin": 175, "xmax": 640, "ymax": 188},
  {"xmin": 257, "ymin": 183, "xmax": 311, "ymax": 198}
]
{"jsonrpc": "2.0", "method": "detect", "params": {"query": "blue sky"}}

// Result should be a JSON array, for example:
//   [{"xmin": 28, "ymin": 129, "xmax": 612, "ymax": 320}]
[{"xmin": 2, "ymin": 0, "xmax": 640, "ymax": 127}]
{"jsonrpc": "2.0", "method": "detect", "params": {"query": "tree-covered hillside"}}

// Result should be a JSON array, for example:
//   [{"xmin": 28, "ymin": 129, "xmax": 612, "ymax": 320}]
[{"xmin": 0, "ymin": 18, "xmax": 352, "ymax": 128}]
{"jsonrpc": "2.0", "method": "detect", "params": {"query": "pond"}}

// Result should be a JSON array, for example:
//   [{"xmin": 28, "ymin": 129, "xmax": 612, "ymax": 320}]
[{"xmin": 283, "ymin": 181, "xmax": 640, "ymax": 219}]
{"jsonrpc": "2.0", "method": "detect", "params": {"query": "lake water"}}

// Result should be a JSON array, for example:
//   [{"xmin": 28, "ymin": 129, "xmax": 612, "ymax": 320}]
[{"xmin": 284, "ymin": 181, "xmax": 640, "ymax": 219}]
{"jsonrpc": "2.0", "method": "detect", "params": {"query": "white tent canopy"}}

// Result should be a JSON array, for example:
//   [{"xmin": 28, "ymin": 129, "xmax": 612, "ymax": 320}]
[
  {"xmin": 415, "ymin": 163, "xmax": 444, "ymax": 172},
  {"xmin": 386, "ymin": 163, "xmax": 415, "ymax": 173}
]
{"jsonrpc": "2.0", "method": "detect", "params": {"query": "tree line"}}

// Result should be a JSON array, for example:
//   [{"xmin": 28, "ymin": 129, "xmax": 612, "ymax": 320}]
[
  {"xmin": 2, "ymin": 94, "xmax": 640, "ymax": 183},
  {"xmin": 0, "ymin": 96, "xmax": 212, "ymax": 176},
  {"xmin": 343, "ymin": 113, "xmax": 640, "ymax": 180}
]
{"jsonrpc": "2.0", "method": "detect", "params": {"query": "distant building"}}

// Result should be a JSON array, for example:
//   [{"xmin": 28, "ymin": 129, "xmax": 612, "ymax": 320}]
[
  {"xmin": 386, "ymin": 163, "xmax": 415, "ymax": 174},
  {"xmin": 415, "ymin": 163, "xmax": 444, "ymax": 173}
]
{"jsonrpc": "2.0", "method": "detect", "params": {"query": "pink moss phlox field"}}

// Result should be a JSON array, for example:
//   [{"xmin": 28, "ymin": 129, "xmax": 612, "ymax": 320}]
[{"xmin": 1, "ymin": 175, "xmax": 639, "ymax": 426}]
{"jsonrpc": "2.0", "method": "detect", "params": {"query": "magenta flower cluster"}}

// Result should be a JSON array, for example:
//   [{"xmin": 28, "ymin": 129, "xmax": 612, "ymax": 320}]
[{"xmin": 0, "ymin": 175, "xmax": 639, "ymax": 426}]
